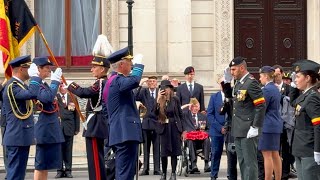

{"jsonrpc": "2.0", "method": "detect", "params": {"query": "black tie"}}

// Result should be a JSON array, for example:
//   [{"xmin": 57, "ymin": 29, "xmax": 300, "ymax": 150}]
[
  {"xmin": 192, "ymin": 114, "xmax": 197, "ymax": 126},
  {"xmin": 189, "ymin": 84, "xmax": 193, "ymax": 94},
  {"xmin": 151, "ymin": 92, "xmax": 154, "ymax": 99}
]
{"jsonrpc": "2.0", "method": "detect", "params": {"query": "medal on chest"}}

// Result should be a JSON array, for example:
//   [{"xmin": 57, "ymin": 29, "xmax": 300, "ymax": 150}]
[{"xmin": 237, "ymin": 90, "xmax": 247, "ymax": 101}]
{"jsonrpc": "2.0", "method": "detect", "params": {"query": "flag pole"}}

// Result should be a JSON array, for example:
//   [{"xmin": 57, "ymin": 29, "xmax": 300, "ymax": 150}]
[{"xmin": 35, "ymin": 25, "xmax": 85, "ymax": 123}]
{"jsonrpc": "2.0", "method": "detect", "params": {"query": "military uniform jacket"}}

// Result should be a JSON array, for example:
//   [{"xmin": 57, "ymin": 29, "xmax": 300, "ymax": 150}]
[
  {"xmin": 57, "ymin": 93, "xmax": 80, "ymax": 136},
  {"xmin": 262, "ymin": 82, "xmax": 283, "ymax": 133},
  {"xmin": 2, "ymin": 77, "xmax": 42, "ymax": 146},
  {"xmin": 35, "ymin": 80, "xmax": 64, "ymax": 144},
  {"xmin": 176, "ymin": 82, "xmax": 205, "ymax": 112},
  {"xmin": 231, "ymin": 74, "xmax": 266, "ymax": 138},
  {"xmin": 68, "ymin": 76, "xmax": 108, "ymax": 139},
  {"xmin": 291, "ymin": 87, "xmax": 320, "ymax": 157},
  {"xmin": 135, "ymin": 87, "xmax": 158, "ymax": 130},
  {"xmin": 107, "ymin": 64, "xmax": 144, "ymax": 146}
]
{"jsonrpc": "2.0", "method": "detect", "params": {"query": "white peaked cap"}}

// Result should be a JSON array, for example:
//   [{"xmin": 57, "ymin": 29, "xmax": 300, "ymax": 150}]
[{"xmin": 92, "ymin": 34, "xmax": 114, "ymax": 57}]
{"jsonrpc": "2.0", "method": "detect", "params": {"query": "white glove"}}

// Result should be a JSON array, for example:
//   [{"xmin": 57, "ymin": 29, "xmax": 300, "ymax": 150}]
[
  {"xmin": 132, "ymin": 54, "xmax": 143, "ymax": 65},
  {"xmin": 51, "ymin": 68, "xmax": 62, "ymax": 82},
  {"xmin": 223, "ymin": 67, "xmax": 233, "ymax": 83},
  {"xmin": 290, "ymin": 72, "xmax": 296, "ymax": 88},
  {"xmin": 27, "ymin": 63, "xmax": 39, "ymax": 77},
  {"xmin": 314, "ymin": 152, "xmax": 320, "ymax": 165},
  {"xmin": 246, "ymin": 126, "xmax": 259, "ymax": 138}
]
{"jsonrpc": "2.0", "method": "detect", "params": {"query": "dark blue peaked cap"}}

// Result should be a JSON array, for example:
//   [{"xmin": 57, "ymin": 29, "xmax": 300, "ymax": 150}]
[
  {"xmin": 9, "ymin": 55, "xmax": 32, "ymax": 67},
  {"xmin": 259, "ymin": 66, "xmax": 275, "ymax": 73},
  {"xmin": 293, "ymin": 59, "xmax": 320, "ymax": 74},
  {"xmin": 33, "ymin": 56, "xmax": 53, "ymax": 66},
  {"xmin": 107, "ymin": 47, "xmax": 133, "ymax": 64}
]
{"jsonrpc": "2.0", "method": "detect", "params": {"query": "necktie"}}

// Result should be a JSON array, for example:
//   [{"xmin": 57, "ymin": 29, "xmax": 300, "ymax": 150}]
[
  {"xmin": 189, "ymin": 84, "xmax": 193, "ymax": 94},
  {"xmin": 151, "ymin": 92, "xmax": 154, "ymax": 99},
  {"xmin": 192, "ymin": 114, "xmax": 197, "ymax": 126},
  {"xmin": 61, "ymin": 94, "xmax": 67, "ymax": 107}
]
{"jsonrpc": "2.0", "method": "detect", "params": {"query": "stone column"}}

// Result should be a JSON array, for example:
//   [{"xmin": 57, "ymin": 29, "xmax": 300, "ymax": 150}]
[
  {"xmin": 307, "ymin": 0, "xmax": 320, "ymax": 61},
  {"xmin": 102, "ymin": 0, "xmax": 119, "ymax": 50},
  {"xmin": 133, "ymin": 0, "xmax": 157, "ymax": 72},
  {"xmin": 167, "ymin": 0, "xmax": 192, "ymax": 73},
  {"xmin": 212, "ymin": 0, "xmax": 234, "ymax": 82}
]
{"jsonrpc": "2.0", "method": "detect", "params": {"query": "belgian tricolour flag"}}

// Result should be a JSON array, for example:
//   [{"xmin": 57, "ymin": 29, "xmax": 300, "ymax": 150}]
[{"xmin": 0, "ymin": 0, "xmax": 37, "ymax": 79}]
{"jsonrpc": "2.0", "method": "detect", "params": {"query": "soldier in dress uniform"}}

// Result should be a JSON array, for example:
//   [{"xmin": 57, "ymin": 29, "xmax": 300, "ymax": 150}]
[
  {"xmin": 227, "ymin": 56, "xmax": 266, "ymax": 180},
  {"xmin": 32, "ymin": 57, "xmax": 64, "ymax": 180},
  {"xmin": 67, "ymin": 56, "xmax": 110, "ymax": 180},
  {"xmin": 2, "ymin": 55, "xmax": 42, "ymax": 180},
  {"xmin": 105, "ymin": 47, "xmax": 144, "ymax": 180},
  {"xmin": 290, "ymin": 59, "xmax": 320, "ymax": 180}
]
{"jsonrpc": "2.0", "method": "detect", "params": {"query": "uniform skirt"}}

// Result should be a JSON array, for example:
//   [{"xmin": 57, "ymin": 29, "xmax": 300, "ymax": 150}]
[
  {"xmin": 258, "ymin": 133, "xmax": 281, "ymax": 151},
  {"xmin": 160, "ymin": 121, "xmax": 182, "ymax": 157},
  {"xmin": 35, "ymin": 143, "xmax": 62, "ymax": 170}
]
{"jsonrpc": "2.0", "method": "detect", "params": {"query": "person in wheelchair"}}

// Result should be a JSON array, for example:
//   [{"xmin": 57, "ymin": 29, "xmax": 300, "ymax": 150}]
[{"xmin": 181, "ymin": 98, "xmax": 211, "ymax": 173}]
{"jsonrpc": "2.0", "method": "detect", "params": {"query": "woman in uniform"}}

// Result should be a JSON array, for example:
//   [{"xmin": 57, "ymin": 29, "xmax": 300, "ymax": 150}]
[
  {"xmin": 290, "ymin": 60, "xmax": 320, "ymax": 180},
  {"xmin": 258, "ymin": 66, "xmax": 283, "ymax": 180},
  {"xmin": 156, "ymin": 80, "xmax": 185, "ymax": 180},
  {"xmin": 33, "ymin": 57, "xmax": 64, "ymax": 180}
]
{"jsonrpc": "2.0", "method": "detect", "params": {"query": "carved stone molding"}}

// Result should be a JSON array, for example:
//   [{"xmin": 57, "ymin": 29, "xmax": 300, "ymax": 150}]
[
  {"xmin": 213, "ymin": 0, "xmax": 233, "ymax": 75},
  {"xmin": 103, "ymin": 0, "xmax": 119, "ymax": 50}
]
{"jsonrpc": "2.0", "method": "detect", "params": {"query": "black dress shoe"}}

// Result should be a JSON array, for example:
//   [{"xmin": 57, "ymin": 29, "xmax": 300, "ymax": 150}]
[
  {"xmin": 211, "ymin": 177, "xmax": 217, "ymax": 180},
  {"xmin": 139, "ymin": 170, "xmax": 149, "ymax": 176},
  {"xmin": 169, "ymin": 173, "xmax": 176, "ymax": 180},
  {"xmin": 204, "ymin": 164, "xmax": 211, "ymax": 172},
  {"xmin": 160, "ymin": 173, "xmax": 166, "ymax": 180},
  {"xmin": 189, "ymin": 167, "xmax": 200, "ymax": 174},
  {"xmin": 55, "ymin": 172, "xmax": 64, "ymax": 178},
  {"xmin": 65, "ymin": 172, "xmax": 73, "ymax": 178},
  {"xmin": 154, "ymin": 171, "xmax": 161, "ymax": 175}
]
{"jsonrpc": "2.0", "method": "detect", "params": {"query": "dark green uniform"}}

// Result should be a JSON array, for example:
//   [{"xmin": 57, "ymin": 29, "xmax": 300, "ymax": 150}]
[{"xmin": 232, "ymin": 73, "xmax": 266, "ymax": 180}]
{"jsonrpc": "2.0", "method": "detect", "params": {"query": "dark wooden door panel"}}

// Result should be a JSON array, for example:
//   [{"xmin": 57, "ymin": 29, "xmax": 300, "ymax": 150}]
[{"xmin": 234, "ymin": 0, "xmax": 306, "ymax": 72}]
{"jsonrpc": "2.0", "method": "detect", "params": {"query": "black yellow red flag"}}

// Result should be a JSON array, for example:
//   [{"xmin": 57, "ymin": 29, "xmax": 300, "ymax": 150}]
[{"xmin": 0, "ymin": 0, "xmax": 37, "ymax": 78}]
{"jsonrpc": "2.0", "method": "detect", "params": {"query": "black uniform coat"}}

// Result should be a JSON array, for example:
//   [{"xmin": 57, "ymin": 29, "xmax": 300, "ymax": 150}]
[
  {"xmin": 57, "ymin": 93, "xmax": 80, "ymax": 136},
  {"xmin": 231, "ymin": 74, "xmax": 266, "ymax": 138},
  {"xmin": 291, "ymin": 87, "xmax": 320, "ymax": 157},
  {"xmin": 176, "ymin": 82, "xmax": 205, "ymax": 112},
  {"xmin": 68, "ymin": 77, "xmax": 108, "ymax": 139},
  {"xmin": 135, "ymin": 87, "xmax": 158, "ymax": 130}
]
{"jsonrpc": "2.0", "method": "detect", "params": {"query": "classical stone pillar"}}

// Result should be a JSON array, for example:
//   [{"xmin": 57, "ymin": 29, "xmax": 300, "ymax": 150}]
[
  {"xmin": 132, "ymin": 0, "xmax": 157, "ymax": 72},
  {"xmin": 102, "ymin": 0, "xmax": 119, "ymax": 50},
  {"xmin": 307, "ymin": 0, "xmax": 320, "ymax": 61},
  {"xmin": 167, "ymin": 0, "xmax": 192, "ymax": 73}
]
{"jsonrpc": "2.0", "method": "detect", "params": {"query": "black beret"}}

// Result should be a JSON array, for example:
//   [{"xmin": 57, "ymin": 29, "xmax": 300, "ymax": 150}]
[
  {"xmin": 184, "ymin": 66, "xmax": 195, "ymax": 75},
  {"xmin": 229, "ymin": 56, "xmax": 245, "ymax": 67},
  {"xmin": 259, "ymin": 66, "xmax": 275, "ymax": 73},
  {"xmin": 9, "ymin": 55, "xmax": 31, "ymax": 68},
  {"xmin": 91, "ymin": 55, "xmax": 110, "ymax": 68},
  {"xmin": 107, "ymin": 47, "xmax": 133, "ymax": 64},
  {"xmin": 33, "ymin": 56, "xmax": 53, "ymax": 66},
  {"xmin": 293, "ymin": 59, "xmax": 320, "ymax": 74}
]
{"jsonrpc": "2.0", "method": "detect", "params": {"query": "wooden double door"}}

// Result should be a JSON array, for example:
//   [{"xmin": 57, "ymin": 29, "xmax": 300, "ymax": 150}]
[{"xmin": 234, "ymin": 0, "xmax": 307, "ymax": 72}]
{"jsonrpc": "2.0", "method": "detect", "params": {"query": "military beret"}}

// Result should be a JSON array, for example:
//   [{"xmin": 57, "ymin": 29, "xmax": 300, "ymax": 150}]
[
  {"xmin": 259, "ymin": 66, "xmax": 275, "ymax": 73},
  {"xmin": 184, "ymin": 66, "xmax": 195, "ymax": 75},
  {"xmin": 293, "ymin": 59, "xmax": 320, "ymax": 74},
  {"xmin": 159, "ymin": 80, "xmax": 173, "ymax": 89},
  {"xmin": 148, "ymin": 76, "xmax": 157, "ymax": 80},
  {"xmin": 9, "ymin": 55, "xmax": 32, "ymax": 68},
  {"xmin": 33, "ymin": 56, "xmax": 53, "ymax": 66},
  {"xmin": 107, "ymin": 47, "xmax": 133, "ymax": 64},
  {"xmin": 91, "ymin": 55, "xmax": 110, "ymax": 68},
  {"xmin": 229, "ymin": 56, "xmax": 245, "ymax": 67}
]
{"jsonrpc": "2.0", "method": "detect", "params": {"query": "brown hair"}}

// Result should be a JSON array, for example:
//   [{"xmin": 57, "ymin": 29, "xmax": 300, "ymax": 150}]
[{"xmin": 158, "ymin": 88, "xmax": 174, "ymax": 123}]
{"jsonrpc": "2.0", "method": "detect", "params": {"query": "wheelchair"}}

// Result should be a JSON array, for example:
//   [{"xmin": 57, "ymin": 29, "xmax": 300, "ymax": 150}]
[{"xmin": 177, "ymin": 132, "xmax": 211, "ymax": 177}]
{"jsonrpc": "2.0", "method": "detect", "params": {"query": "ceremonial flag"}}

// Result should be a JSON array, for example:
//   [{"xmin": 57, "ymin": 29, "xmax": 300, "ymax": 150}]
[{"xmin": 0, "ymin": 0, "xmax": 37, "ymax": 78}]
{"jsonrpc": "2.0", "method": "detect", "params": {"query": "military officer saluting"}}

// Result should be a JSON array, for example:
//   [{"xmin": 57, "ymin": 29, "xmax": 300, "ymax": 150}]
[
  {"xmin": 226, "ymin": 57, "xmax": 266, "ymax": 180},
  {"xmin": 290, "ymin": 60, "xmax": 320, "ymax": 180},
  {"xmin": 67, "ymin": 55, "xmax": 110, "ymax": 180},
  {"xmin": 2, "ymin": 55, "xmax": 42, "ymax": 180}
]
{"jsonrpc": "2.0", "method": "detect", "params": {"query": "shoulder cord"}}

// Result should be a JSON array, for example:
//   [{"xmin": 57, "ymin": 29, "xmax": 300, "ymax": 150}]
[
  {"xmin": 7, "ymin": 82, "xmax": 33, "ymax": 120},
  {"xmin": 89, "ymin": 79, "xmax": 102, "ymax": 110},
  {"xmin": 34, "ymin": 99, "xmax": 59, "ymax": 114}
]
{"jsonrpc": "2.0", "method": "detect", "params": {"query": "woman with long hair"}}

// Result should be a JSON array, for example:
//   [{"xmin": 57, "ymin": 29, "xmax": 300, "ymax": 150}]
[
  {"xmin": 258, "ymin": 66, "xmax": 283, "ymax": 180},
  {"xmin": 156, "ymin": 80, "xmax": 185, "ymax": 180},
  {"xmin": 290, "ymin": 60, "xmax": 320, "ymax": 179}
]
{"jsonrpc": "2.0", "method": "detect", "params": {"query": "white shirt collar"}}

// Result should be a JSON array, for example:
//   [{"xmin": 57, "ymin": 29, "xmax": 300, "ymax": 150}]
[
  {"xmin": 186, "ymin": 81, "xmax": 194, "ymax": 86},
  {"xmin": 239, "ymin": 72, "xmax": 250, "ymax": 83},
  {"xmin": 303, "ymin": 86, "xmax": 315, "ymax": 94},
  {"xmin": 12, "ymin": 76, "xmax": 24, "ymax": 84}
]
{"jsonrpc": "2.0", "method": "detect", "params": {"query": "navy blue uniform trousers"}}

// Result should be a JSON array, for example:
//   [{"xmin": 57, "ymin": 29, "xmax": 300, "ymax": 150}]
[{"xmin": 6, "ymin": 146, "xmax": 30, "ymax": 180}]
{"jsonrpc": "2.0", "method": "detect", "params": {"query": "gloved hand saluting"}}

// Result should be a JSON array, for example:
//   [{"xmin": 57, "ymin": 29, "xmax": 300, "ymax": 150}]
[
  {"xmin": 132, "ymin": 54, "xmax": 143, "ymax": 65},
  {"xmin": 51, "ymin": 68, "xmax": 63, "ymax": 82},
  {"xmin": 314, "ymin": 152, "xmax": 320, "ymax": 165},
  {"xmin": 28, "ymin": 63, "xmax": 39, "ymax": 77},
  {"xmin": 223, "ymin": 67, "xmax": 233, "ymax": 83},
  {"xmin": 246, "ymin": 126, "xmax": 259, "ymax": 138}
]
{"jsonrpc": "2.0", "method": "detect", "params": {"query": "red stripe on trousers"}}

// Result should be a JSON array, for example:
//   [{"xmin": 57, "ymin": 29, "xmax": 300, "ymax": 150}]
[{"xmin": 92, "ymin": 138, "xmax": 101, "ymax": 180}]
